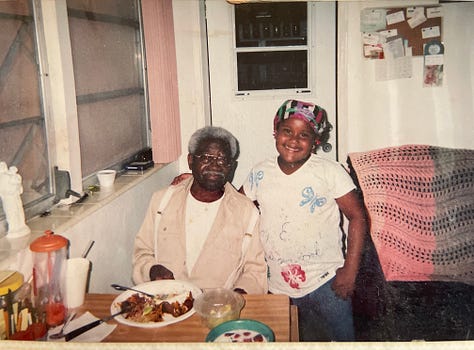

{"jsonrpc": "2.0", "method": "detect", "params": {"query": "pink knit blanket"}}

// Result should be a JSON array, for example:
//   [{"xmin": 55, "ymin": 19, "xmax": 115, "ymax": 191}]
[{"xmin": 348, "ymin": 145, "xmax": 474, "ymax": 285}]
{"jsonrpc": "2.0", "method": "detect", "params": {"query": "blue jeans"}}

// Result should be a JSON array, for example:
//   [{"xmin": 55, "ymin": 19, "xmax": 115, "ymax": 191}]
[{"xmin": 290, "ymin": 277, "xmax": 355, "ymax": 342}]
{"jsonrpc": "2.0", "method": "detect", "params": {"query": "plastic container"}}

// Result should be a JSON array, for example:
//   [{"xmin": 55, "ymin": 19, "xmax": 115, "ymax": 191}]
[
  {"xmin": 194, "ymin": 288, "xmax": 245, "ymax": 329},
  {"xmin": 30, "ymin": 230, "xmax": 69, "ymax": 328},
  {"xmin": 97, "ymin": 169, "xmax": 116, "ymax": 188}
]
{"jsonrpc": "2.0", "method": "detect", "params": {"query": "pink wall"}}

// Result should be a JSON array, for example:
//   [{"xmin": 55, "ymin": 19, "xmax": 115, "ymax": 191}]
[{"xmin": 141, "ymin": 0, "xmax": 182, "ymax": 163}]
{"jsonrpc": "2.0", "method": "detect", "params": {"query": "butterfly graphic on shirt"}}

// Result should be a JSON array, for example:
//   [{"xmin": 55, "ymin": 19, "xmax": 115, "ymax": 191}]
[{"xmin": 299, "ymin": 186, "xmax": 327, "ymax": 213}]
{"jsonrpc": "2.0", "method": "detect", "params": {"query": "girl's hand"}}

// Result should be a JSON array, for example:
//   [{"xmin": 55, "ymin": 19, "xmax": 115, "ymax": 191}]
[
  {"xmin": 171, "ymin": 173, "xmax": 192, "ymax": 185},
  {"xmin": 331, "ymin": 266, "xmax": 356, "ymax": 300}
]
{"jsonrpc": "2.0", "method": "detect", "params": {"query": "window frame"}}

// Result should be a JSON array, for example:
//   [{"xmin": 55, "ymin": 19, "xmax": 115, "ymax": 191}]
[
  {"xmin": 231, "ymin": 1, "xmax": 313, "ymax": 97},
  {"xmin": 0, "ymin": 0, "xmax": 56, "ymax": 226},
  {"xmin": 0, "ymin": 0, "xmax": 150, "ymax": 232},
  {"xmin": 67, "ymin": 1, "xmax": 150, "ymax": 181},
  {"xmin": 42, "ymin": 0, "xmax": 150, "ymax": 193}
]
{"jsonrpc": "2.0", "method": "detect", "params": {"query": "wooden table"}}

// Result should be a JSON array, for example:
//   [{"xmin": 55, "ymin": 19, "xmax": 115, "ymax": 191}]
[{"xmin": 78, "ymin": 293, "xmax": 298, "ymax": 342}]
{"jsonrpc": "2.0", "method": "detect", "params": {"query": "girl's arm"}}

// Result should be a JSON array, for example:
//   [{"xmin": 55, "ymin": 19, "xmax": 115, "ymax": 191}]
[{"xmin": 333, "ymin": 190, "xmax": 368, "ymax": 299}]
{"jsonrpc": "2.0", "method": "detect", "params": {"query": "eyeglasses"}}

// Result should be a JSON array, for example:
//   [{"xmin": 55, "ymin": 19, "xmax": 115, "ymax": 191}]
[{"xmin": 194, "ymin": 154, "xmax": 231, "ymax": 167}]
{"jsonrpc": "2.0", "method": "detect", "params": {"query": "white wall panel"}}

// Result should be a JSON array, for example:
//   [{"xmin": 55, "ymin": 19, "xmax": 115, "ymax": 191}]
[{"xmin": 337, "ymin": 1, "xmax": 474, "ymax": 159}]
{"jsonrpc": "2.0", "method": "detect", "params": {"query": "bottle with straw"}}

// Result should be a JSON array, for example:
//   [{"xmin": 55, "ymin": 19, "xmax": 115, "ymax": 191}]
[{"xmin": 29, "ymin": 230, "xmax": 68, "ymax": 329}]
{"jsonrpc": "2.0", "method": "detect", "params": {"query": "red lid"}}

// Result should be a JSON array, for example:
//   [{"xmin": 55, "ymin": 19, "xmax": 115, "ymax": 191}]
[{"xmin": 30, "ymin": 230, "xmax": 68, "ymax": 252}]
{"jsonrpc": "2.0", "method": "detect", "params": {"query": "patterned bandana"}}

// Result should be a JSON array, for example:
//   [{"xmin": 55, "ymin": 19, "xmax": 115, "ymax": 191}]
[{"xmin": 273, "ymin": 99, "xmax": 328, "ymax": 138}]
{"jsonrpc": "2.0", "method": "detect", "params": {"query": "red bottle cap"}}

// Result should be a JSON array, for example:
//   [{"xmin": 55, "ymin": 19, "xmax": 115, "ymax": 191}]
[{"xmin": 30, "ymin": 230, "xmax": 68, "ymax": 252}]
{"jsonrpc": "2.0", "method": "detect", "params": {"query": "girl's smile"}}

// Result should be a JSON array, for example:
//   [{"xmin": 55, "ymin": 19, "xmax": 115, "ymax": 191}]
[{"xmin": 275, "ymin": 118, "xmax": 318, "ymax": 174}]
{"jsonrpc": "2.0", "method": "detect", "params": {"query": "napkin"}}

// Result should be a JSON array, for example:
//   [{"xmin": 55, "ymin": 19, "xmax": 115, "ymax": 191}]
[{"xmin": 48, "ymin": 311, "xmax": 117, "ymax": 342}]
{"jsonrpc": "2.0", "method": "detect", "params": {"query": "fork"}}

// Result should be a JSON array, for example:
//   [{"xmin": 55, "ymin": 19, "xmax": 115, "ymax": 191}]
[{"xmin": 49, "ymin": 312, "xmax": 77, "ymax": 339}]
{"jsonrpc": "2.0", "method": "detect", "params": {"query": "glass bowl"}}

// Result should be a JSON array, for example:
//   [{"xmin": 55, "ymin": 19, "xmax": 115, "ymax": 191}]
[{"xmin": 193, "ymin": 288, "xmax": 245, "ymax": 329}]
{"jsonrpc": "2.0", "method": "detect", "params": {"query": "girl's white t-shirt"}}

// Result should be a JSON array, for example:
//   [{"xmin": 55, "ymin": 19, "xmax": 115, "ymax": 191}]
[{"xmin": 242, "ymin": 154, "xmax": 355, "ymax": 298}]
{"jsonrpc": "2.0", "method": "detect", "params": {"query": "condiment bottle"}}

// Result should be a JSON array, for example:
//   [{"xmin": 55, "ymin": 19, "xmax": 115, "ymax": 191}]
[
  {"xmin": 30, "ymin": 230, "xmax": 68, "ymax": 328},
  {"xmin": 0, "ymin": 271, "xmax": 24, "ymax": 339}
]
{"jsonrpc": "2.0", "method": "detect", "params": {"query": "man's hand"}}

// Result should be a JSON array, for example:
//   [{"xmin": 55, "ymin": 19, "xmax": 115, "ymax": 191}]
[
  {"xmin": 150, "ymin": 264, "xmax": 175, "ymax": 280},
  {"xmin": 233, "ymin": 288, "xmax": 247, "ymax": 294}
]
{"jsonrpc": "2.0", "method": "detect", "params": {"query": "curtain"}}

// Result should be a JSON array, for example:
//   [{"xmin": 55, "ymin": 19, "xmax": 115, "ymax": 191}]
[{"xmin": 141, "ymin": 0, "xmax": 181, "ymax": 163}]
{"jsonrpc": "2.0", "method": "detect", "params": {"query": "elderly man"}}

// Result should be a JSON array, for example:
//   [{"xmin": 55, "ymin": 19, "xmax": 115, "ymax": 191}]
[{"xmin": 132, "ymin": 126, "xmax": 268, "ymax": 294}]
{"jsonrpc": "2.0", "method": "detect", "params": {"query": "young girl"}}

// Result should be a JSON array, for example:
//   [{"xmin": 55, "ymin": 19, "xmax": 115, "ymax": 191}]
[{"xmin": 241, "ymin": 99, "xmax": 367, "ymax": 341}]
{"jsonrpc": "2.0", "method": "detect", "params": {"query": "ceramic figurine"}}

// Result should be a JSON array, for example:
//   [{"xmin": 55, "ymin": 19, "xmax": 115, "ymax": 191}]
[{"xmin": 0, "ymin": 161, "xmax": 31, "ymax": 238}]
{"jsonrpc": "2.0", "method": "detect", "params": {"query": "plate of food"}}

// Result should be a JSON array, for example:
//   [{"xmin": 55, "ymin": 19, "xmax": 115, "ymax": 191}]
[
  {"xmin": 205, "ymin": 319, "xmax": 275, "ymax": 342},
  {"xmin": 110, "ymin": 280, "xmax": 202, "ymax": 328}
]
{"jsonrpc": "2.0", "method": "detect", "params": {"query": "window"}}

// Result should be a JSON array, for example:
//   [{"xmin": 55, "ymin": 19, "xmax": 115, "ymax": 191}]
[
  {"xmin": 233, "ymin": 2, "xmax": 309, "ymax": 94},
  {"xmin": 0, "ymin": 0, "xmax": 53, "ymax": 228},
  {"xmin": 0, "ymin": 0, "xmax": 149, "ymax": 232},
  {"xmin": 66, "ymin": 0, "xmax": 149, "ymax": 178}
]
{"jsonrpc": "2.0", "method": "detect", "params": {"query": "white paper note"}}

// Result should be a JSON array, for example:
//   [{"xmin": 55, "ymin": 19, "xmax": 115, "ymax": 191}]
[
  {"xmin": 375, "ymin": 56, "xmax": 412, "ymax": 81},
  {"xmin": 386, "ymin": 11, "xmax": 405, "ymax": 26}
]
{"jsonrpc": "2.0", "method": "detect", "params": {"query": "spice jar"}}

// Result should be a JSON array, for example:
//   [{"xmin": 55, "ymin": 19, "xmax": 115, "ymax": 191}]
[
  {"xmin": 0, "ymin": 271, "xmax": 24, "ymax": 339},
  {"xmin": 1, "ymin": 272, "xmax": 47, "ymax": 341},
  {"xmin": 30, "ymin": 230, "xmax": 69, "ymax": 328}
]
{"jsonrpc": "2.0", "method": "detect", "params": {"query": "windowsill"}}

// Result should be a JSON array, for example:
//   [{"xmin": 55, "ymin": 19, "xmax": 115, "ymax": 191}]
[{"xmin": 0, "ymin": 164, "xmax": 166, "ymax": 270}]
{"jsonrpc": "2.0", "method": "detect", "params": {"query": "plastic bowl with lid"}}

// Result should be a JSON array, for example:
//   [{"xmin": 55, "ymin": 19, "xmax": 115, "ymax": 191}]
[{"xmin": 193, "ymin": 288, "xmax": 245, "ymax": 329}]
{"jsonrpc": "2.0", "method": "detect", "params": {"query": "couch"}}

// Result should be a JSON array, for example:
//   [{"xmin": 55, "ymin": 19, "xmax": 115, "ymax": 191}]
[{"xmin": 347, "ymin": 144, "xmax": 474, "ymax": 341}]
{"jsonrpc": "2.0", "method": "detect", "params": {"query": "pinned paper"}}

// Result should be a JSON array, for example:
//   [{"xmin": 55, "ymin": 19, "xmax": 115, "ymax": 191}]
[
  {"xmin": 407, "ymin": 11, "xmax": 427, "ymax": 28},
  {"xmin": 364, "ymin": 44, "xmax": 384, "ymax": 59},
  {"xmin": 362, "ymin": 32, "xmax": 385, "ymax": 59},
  {"xmin": 427, "ymin": 7, "xmax": 443, "ymax": 18},
  {"xmin": 423, "ymin": 41, "xmax": 444, "ymax": 87},
  {"xmin": 362, "ymin": 32, "xmax": 384, "ymax": 45},
  {"xmin": 360, "ymin": 8, "xmax": 387, "ymax": 32},
  {"xmin": 375, "ymin": 56, "xmax": 412, "ymax": 81},
  {"xmin": 379, "ymin": 29, "xmax": 398, "ymax": 39},
  {"xmin": 407, "ymin": 7, "xmax": 425, "ymax": 19},
  {"xmin": 383, "ymin": 37, "xmax": 405, "ymax": 60},
  {"xmin": 360, "ymin": 5, "xmax": 442, "ymax": 58},
  {"xmin": 386, "ymin": 11, "xmax": 405, "ymax": 26},
  {"xmin": 421, "ymin": 26, "xmax": 441, "ymax": 40}
]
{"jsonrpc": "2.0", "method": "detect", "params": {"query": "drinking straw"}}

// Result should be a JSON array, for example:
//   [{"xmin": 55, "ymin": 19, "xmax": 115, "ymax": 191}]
[
  {"xmin": 81, "ymin": 240, "xmax": 95, "ymax": 259},
  {"xmin": 6, "ymin": 289, "xmax": 13, "ymax": 337},
  {"xmin": 2, "ymin": 308, "xmax": 9, "ymax": 339},
  {"xmin": 47, "ymin": 251, "xmax": 53, "ymax": 326}
]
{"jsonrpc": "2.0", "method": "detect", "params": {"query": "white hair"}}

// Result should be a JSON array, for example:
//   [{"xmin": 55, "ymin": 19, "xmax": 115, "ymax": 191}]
[{"xmin": 188, "ymin": 126, "xmax": 239, "ymax": 159}]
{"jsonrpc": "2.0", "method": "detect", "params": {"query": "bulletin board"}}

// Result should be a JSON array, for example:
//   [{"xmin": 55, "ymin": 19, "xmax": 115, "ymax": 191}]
[{"xmin": 361, "ymin": 6, "xmax": 443, "ymax": 59}]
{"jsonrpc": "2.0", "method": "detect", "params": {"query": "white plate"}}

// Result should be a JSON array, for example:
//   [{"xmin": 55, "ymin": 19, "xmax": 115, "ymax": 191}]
[{"xmin": 110, "ymin": 280, "xmax": 202, "ymax": 328}]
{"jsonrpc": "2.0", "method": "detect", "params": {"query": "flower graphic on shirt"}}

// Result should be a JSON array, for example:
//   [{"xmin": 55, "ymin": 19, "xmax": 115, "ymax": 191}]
[{"xmin": 281, "ymin": 264, "xmax": 306, "ymax": 289}]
